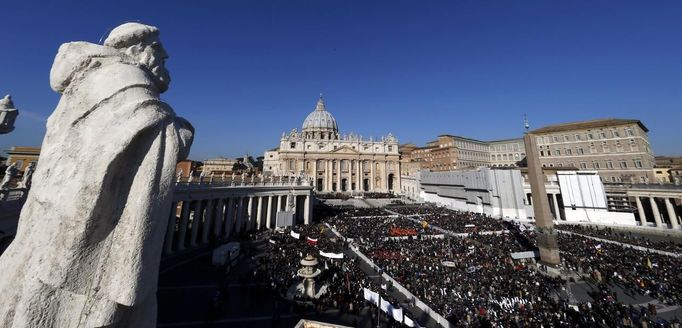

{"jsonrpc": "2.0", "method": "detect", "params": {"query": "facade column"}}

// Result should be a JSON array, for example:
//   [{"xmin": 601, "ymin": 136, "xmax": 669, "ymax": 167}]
[
  {"xmin": 190, "ymin": 200, "xmax": 203, "ymax": 247},
  {"xmin": 277, "ymin": 194, "xmax": 283, "ymax": 212},
  {"xmin": 213, "ymin": 198, "xmax": 224, "ymax": 238},
  {"xmin": 164, "ymin": 201, "xmax": 178, "ymax": 254},
  {"xmin": 325, "ymin": 160, "xmax": 331, "ymax": 191},
  {"xmin": 235, "ymin": 197, "xmax": 244, "ymax": 233},
  {"xmin": 247, "ymin": 196, "xmax": 254, "ymax": 231},
  {"xmin": 266, "ymin": 195, "xmax": 273, "ymax": 229},
  {"xmin": 551, "ymin": 193, "xmax": 561, "ymax": 221},
  {"xmin": 256, "ymin": 196, "xmax": 263, "ymax": 230},
  {"xmin": 664, "ymin": 198, "xmax": 679, "ymax": 229},
  {"xmin": 337, "ymin": 159, "xmax": 341, "ymax": 192},
  {"xmin": 649, "ymin": 197, "xmax": 663, "ymax": 227},
  {"xmin": 393, "ymin": 160, "xmax": 403, "ymax": 190},
  {"xmin": 383, "ymin": 161, "xmax": 388, "ymax": 190},
  {"xmin": 314, "ymin": 160, "xmax": 318, "ymax": 190},
  {"xmin": 635, "ymin": 196, "xmax": 647, "ymax": 226},
  {"xmin": 225, "ymin": 197, "xmax": 235, "ymax": 236},
  {"xmin": 304, "ymin": 194, "xmax": 311, "ymax": 224},
  {"xmin": 201, "ymin": 199, "xmax": 215, "ymax": 243},
  {"xmin": 176, "ymin": 201, "xmax": 191, "ymax": 251},
  {"xmin": 370, "ymin": 161, "xmax": 375, "ymax": 191}
]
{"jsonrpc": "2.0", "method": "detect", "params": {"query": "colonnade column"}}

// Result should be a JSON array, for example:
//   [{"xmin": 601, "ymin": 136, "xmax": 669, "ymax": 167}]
[
  {"xmin": 176, "ymin": 201, "xmax": 191, "ymax": 251},
  {"xmin": 266, "ymin": 195, "xmax": 273, "ymax": 229},
  {"xmin": 201, "ymin": 199, "xmax": 215, "ymax": 243},
  {"xmin": 246, "ymin": 196, "xmax": 254, "ymax": 231},
  {"xmin": 225, "ymin": 198, "xmax": 235, "ymax": 236},
  {"xmin": 256, "ymin": 196, "xmax": 263, "ymax": 230},
  {"xmin": 235, "ymin": 197, "xmax": 244, "ymax": 233},
  {"xmin": 314, "ymin": 160, "xmax": 318, "ymax": 190},
  {"xmin": 304, "ymin": 194, "xmax": 311, "ymax": 225},
  {"xmin": 664, "ymin": 198, "xmax": 679, "ymax": 229},
  {"xmin": 213, "ymin": 198, "xmax": 224, "ymax": 237},
  {"xmin": 189, "ymin": 201, "xmax": 203, "ymax": 247},
  {"xmin": 164, "ymin": 201, "xmax": 178, "ymax": 254},
  {"xmin": 635, "ymin": 196, "xmax": 647, "ymax": 226},
  {"xmin": 551, "ymin": 193, "xmax": 561, "ymax": 221},
  {"xmin": 649, "ymin": 197, "xmax": 663, "ymax": 227}
]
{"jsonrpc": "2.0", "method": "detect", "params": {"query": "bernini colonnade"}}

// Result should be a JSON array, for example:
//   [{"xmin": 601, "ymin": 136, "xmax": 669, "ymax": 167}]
[{"xmin": 163, "ymin": 176, "xmax": 314, "ymax": 255}]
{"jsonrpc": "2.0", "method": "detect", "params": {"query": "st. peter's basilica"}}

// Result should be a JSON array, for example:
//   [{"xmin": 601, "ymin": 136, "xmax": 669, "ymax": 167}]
[{"xmin": 263, "ymin": 96, "xmax": 401, "ymax": 193}]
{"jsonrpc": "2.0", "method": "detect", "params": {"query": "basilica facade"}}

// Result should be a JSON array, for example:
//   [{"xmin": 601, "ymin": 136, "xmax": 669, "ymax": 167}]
[{"xmin": 263, "ymin": 96, "xmax": 401, "ymax": 193}]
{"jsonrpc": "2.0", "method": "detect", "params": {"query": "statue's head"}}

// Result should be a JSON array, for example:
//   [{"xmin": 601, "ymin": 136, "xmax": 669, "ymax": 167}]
[{"xmin": 104, "ymin": 23, "xmax": 170, "ymax": 92}]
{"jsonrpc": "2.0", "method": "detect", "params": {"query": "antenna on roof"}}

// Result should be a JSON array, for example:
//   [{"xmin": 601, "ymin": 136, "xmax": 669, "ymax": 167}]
[{"xmin": 524, "ymin": 113, "xmax": 530, "ymax": 132}]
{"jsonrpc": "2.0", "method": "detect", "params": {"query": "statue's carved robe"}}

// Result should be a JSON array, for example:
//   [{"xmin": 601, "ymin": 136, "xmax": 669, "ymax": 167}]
[{"xmin": 0, "ymin": 42, "xmax": 193, "ymax": 327}]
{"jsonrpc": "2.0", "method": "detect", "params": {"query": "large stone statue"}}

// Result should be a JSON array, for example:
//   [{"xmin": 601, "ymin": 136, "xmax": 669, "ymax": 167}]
[
  {"xmin": 19, "ymin": 162, "xmax": 36, "ymax": 189},
  {"xmin": 0, "ymin": 95, "xmax": 19, "ymax": 134},
  {"xmin": 0, "ymin": 162, "xmax": 18, "ymax": 189},
  {"xmin": 0, "ymin": 23, "xmax": 194, "ymax": 327}
]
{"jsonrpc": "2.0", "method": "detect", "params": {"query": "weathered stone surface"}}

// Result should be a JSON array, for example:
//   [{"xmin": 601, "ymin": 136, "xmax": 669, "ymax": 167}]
[{"xmin": 0, "ymin": 22, "xmax": 193, "ymax": 327}]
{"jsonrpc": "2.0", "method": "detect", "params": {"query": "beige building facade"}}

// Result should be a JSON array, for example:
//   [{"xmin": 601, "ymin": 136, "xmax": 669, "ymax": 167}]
[
  {"xmin": 529, "ymin": 119, "xmax": 655, "ymax": 184},
  {"xmin": 202, "ymin": 157, "xmax": 237, "ymax": 176},
  {"xmin": 263, "ymin": 96, "xmax": 400, "ymax": 193},
  {"xmin": 489, "ymin": 138, "xmax": 525, "ymax": 167}
]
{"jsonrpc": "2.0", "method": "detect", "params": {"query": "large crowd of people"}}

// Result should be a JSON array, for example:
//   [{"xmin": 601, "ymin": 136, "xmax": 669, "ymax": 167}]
[
  {"xmin": 388, "ymin": 204, "xmax": 508, "ymax": 233},
  {"xmin": 558, "ymin": 224, "xmax": 682, "ymax": 254},
  {"xmin": 233, "ymin": 200, "xmax": 682, "ymax": 327},
  {"xmin": 558, "ymin": 231, "xmax": 682, "ymax": 306}
]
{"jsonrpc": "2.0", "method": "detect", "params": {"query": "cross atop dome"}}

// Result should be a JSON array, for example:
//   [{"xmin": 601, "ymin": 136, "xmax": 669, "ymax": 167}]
[{"xmin": 315, "ymin": 94, "xmax": 326, "ymax": 111}]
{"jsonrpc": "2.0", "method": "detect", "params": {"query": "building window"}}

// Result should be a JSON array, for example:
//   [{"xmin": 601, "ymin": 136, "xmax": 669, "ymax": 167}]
[
  {"xmin": 577, "ymin": 148, "xmax": 584, "ymax": 155},
  {"xmin": 290, "ymin": 142, "xmax": 296, "ymax": 149},
  {"xmin": 556, "ymin": 149, "xmax": 561, "ymax": 156},
  {"xmin": 587, "ymin": 133, "xmax": 594, "ymax": 140},
  {"xmin": 600, "ymin": 132, "xmax": 607, "ymax": 139},
  {"xmin": 606, "ymin": 161, "xmax": 614, "ymax": 169},
  {"xmin": 547, "ymin": 150, "xmax": 551, "ymax": 156},
  {"xmin": 580, "ymin": 162, "xmax": 587, "ymax": 169},
  {"xmin": 626, "ymin": 128, "xmax": 634, "ymax": 136},
  {"xmin": 388, "ymin": 146, "xmax": 393, "ymax": 151},
  {"xmin": 566, "ymin": 149, "xmax": 572, "ymax": 156},
  {"xmin": 593, "ymin": 161, "xmax": 600, "ymax": 169},
  {"xmin": 634, "ymin": 160, "xmax": 643, "ymax": 168},
  {"xmin": 613, "ymin": 130, "xmax": 620, "ymax": 138},
  {"xmin": 540, "ymin": 150, "xmax": 545, "ymax": 156},
  {"xmin": 553, "ymin": 136, "xmax": 559, "ymax": 142},
  {"xmin": 575, "ymin": 134, "xmax": 582, "ymax": 141},
  {"xmin": 619, "ymin": 160, "xmax": 627, "ymax": 169}
]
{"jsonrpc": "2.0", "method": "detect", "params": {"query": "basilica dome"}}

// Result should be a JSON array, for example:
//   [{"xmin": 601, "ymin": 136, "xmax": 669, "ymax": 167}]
[{"xmin": 302, "ymin": 96, "xmax": 339, "ymax": 139}]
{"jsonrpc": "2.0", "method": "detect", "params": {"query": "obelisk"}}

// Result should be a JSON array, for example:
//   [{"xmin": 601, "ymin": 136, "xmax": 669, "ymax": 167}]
[{"xmin": 523, "ymin": 132, "xmax": 561, "ymax": 265}]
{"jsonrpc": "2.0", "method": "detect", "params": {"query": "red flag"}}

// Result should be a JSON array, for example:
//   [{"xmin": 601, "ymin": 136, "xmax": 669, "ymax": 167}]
[{"xmin": 306, "ymin": 237, "xmax": 318, "ymax": 246}]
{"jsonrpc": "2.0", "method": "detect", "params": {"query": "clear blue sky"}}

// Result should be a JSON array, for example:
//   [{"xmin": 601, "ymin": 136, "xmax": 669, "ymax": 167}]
[{"xmin": 1, "ymin": 1, "xmax": 681, "ymax": 160}]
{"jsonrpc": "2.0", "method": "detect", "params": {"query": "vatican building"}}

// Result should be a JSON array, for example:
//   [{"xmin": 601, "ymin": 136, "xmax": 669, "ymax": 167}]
[{"xmin": 263, "ymin": 96, "xmax": 401, "ymax": 193}]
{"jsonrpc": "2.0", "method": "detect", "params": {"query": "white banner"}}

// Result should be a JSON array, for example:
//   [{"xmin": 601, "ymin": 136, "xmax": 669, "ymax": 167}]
[
  {"xmin": 319, "ymin": 251, "xmax": 344, "ymax": 259},
  {"xmin": 380, "ymin": 297, "xmax": 391, "ymax": 313},
  {"xmin": 290, "ymin": 231, "xmax": 300, "ymax": 239},
  {"xmin": 390, "ymin": 307, "xmax": 403, "ymax": 322},
  {"xmin": 404, "ymin": 315, "xmax": 415, "ymax": 327},
  {"xmin": 441, "ymin": 261, "xmax": 456, "ymax": 267},
  {"xmin": 363, "ymin": 288, "xmax": 379, "ymax": 306}
]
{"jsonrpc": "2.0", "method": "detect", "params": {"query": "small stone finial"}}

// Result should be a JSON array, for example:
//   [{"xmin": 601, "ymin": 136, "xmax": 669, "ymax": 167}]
[{"xmin": 0, "ymin": 95, "xmax": 15, "ymax": 109}]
